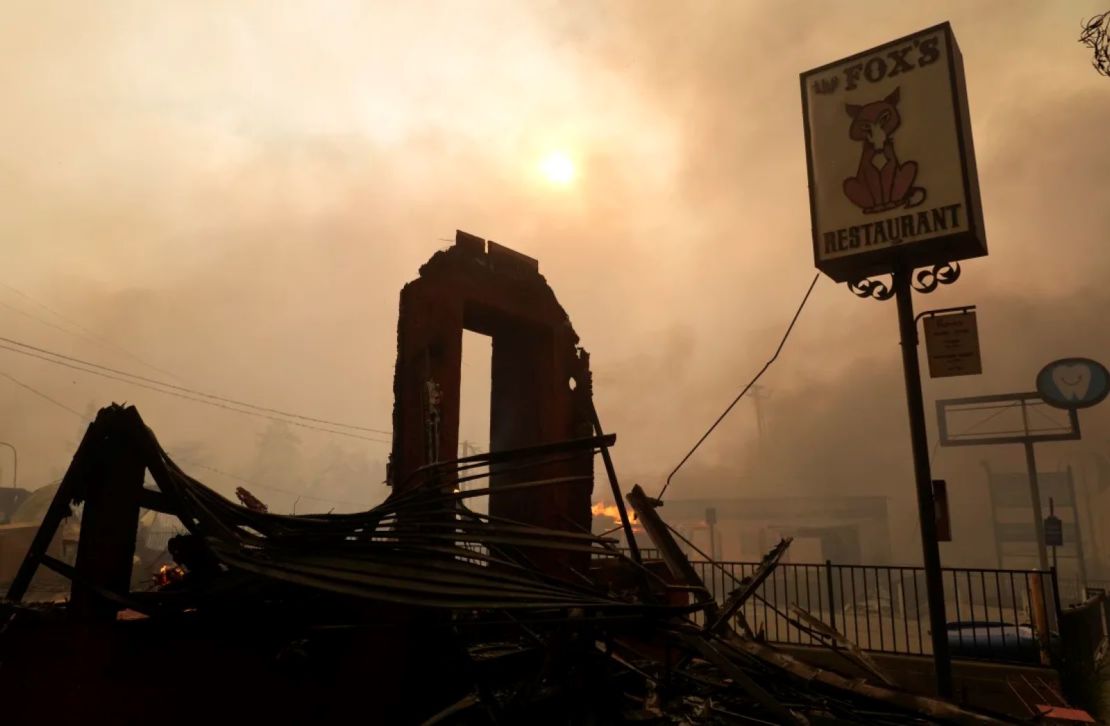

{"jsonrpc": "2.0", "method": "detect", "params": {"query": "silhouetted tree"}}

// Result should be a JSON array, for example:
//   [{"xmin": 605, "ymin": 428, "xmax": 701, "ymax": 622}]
[
  {"xmin": 248, "ymin": 420, "xmax": 303, "ymax": 511},
  {"xmin": 1080, "ymin": 11, "xmax": 1110, "ymax": 77},
  {"xmin": 304, "ymin": 443, "xmax": 382, "ymax": 513}
]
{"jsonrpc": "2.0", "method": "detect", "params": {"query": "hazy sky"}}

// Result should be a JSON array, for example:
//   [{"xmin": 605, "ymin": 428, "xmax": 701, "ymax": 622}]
[{"xmin": 2, "ymin": 1, "xmax": 1108, "ymax": 562}]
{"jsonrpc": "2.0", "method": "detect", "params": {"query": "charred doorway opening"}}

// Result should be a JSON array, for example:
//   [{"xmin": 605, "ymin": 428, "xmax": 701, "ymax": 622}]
[
  {"xmin": 463, "ymin": 301, "xmax": 559, "ymax": 527},
  {"xmin": 388, "ymin": 231, "xmax": 594, "ymax": 576},
  {"xmin": 458, "ymin": 330, "xmax": 491, "ymax": 516}
]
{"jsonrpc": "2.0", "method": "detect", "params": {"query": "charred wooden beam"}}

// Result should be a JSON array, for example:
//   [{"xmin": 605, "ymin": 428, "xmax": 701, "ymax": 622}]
[
  {"xmin": 39, "ymin": 555, "xmax": 159, "ymax": 618},
  {"xmin": 4, "ymin": 475, "xmax": 76, "ymax": 602},
  {"xmin": 790, "ymin": 603, "xmax": 898, "ymax": 688},
  {"xmin": 399, "ymin": 433, "xmax": 616, "ymax": 491},
  {"xmin": 706, "ymin": 538, "xmax": 792, "ymax": 635},
  {"xmin": 718, "ymin": 633, "xmax": 1013, "ymax": 724},
  {"xmin": 138, "ymin": 487, "xmax": 176, "ymax": 515},
  {"xmin": 5, "ymin": 413, "xmax": 104, "ymax": 602},
  {"xmin": 70, "ymin": 405, "xmax": 147, "ymax": 621},
  {"xmin": 587, "ymin": 401, "xmax": 640, "ymax": 565},
  {"xmin": 677, "ymin": 631, "xmax": 804, "ymax": 725},
  {"xmin": 626, "ymin": 484, "xmax": 716, "ymax": 618}
]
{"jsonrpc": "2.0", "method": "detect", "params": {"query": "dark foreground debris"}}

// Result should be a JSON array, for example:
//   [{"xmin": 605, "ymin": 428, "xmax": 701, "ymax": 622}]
[{"xmin": 0, "ymin": 404, "xmax": 1025, "ymax": 725}]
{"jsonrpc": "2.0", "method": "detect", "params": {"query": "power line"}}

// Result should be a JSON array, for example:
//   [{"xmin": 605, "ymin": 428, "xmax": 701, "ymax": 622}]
[
  {"xmin": 0, "ymin": 341, "xmax": 389, "ymax": 443},
  {"xmin": 0, "ymin": 369, "xmax": 87, "ymax": 419},
  {"xmin": 0, "ymin": 298, "xmax": 97, "ymax": 348},
  {"xmin": 0, "ymin": 336, "xmax": 392, "ymax": 442},
  {"xmin": 659, "ymin": 273, "xmax": 821, "ymax": 500},
  {"xmin": 0, "ymin": 281, "xmax": 184, "ymax": 382},
  {"xmin": 0, "ymin": 333, "xmax": 389, "ymax": 433},
  {"xmin": 0, "ymin": 370, "xmax": 371, "ymax": 509}
]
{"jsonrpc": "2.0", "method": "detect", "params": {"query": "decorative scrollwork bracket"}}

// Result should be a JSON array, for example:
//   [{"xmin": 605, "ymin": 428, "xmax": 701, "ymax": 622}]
[
  {"xmin": 911, "ymin": 262, "xmax": 961, "ymax": 293},
  {"xmin": 848, "ymin": 274, "xmax": 895, "ymax": 301},
  {"xmin": 848, "ymin": 261, "xmax": 961, "ymax": 300}
]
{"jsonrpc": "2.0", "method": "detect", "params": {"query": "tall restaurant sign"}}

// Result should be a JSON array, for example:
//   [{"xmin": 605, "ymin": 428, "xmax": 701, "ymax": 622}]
[{"xmin": 801, "ymin": 23, "xmax": 987, "ymax": 282}]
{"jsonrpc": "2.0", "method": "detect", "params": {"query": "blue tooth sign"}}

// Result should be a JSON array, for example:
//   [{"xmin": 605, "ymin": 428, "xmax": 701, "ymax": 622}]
[{"xmin": 1036, "ymin": 358, "xmax": 1110, "ymax": 410}]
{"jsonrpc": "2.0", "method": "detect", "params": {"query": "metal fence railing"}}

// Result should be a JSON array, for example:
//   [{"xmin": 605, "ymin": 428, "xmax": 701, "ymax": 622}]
[{"xmin": 620, "ymin": 553, "xmax": 1061, "ymax": 664}]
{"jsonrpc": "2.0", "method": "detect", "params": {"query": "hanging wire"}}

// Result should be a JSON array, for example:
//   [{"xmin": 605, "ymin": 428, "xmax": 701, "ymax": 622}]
[{"xmin": 659, "ymin": 273, "xmax": 820, "ymax": 500}]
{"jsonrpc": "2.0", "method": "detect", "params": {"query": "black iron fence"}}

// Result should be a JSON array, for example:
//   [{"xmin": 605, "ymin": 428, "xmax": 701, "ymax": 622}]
[{"xmin": 626, "ymin": 553, "xmax": 1061, "ymax": 664}]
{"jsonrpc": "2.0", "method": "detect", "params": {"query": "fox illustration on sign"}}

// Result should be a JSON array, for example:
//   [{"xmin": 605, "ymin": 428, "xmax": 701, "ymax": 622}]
[
  {"xmin": 842, "ymin": 87, "xmax": 927, "ymax": 213},
  {"xmin": 803, "ymin": 23, "xmax": 986, "ymax": 281}
]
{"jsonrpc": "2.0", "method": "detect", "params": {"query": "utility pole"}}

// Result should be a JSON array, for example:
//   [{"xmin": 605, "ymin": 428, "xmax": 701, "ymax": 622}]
[
  {"xmin": 706, "ymin": 507, "xmax": 718, "ymax": 561},
  {"xmin": 750, "ymin": 385, "xmax": 769, "ymax": 440}
]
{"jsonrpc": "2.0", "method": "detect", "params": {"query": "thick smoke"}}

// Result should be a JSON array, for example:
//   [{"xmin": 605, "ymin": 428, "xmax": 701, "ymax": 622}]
[{"xmin": 0, "ymin": 2, "xmax": 1107, "ymax": 565}]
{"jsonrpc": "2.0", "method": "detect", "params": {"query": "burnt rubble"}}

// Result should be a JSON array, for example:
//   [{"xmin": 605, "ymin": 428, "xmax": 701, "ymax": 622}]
[
  {"xmin": 1, "ymin": 404, "xmax": 1017, "ymax": 724},
  {"xmin": 0, "ymin": 234, "xmax": 1021, "ymax": 724}
]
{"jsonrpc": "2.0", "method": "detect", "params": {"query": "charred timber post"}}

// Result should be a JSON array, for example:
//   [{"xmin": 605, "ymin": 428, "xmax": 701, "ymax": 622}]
[
  {"xmin": 70, "ymin": 405, "xmax": 147, "ymax": 621},
  {"xmin": 588, "ymin": 401, "xmax": 640, "ymax": 564}
]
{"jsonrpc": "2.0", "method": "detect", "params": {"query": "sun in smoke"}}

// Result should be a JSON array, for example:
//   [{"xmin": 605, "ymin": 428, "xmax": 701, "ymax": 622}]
[{"xmin": 539, "ymin": 150, "xmax": 576, "ymax": 185}]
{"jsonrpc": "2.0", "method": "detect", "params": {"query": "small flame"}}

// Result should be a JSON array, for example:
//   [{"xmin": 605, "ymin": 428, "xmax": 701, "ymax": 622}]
[
  {"xmin": 591, "ymin": 501, "xmax": 620, "ymax": 520},
  {"xmin": 154, "ymin": 563, "xmax": 186, "ymax": 588},
  {"xmin": 591, "ymin": 501, "xmax": 640, "ymax": 530}
]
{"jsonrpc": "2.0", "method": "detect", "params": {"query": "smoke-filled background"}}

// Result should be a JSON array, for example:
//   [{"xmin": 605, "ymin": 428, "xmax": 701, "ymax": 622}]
[{"xmin": 1, "ymin": 1, "xmax": 1108, "ymax": 568}]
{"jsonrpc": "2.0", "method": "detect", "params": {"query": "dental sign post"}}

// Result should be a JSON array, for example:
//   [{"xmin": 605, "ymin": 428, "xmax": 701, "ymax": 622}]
[
  {"xmin": 801, "ymin": 22, "xmax": 987, "ymax": 282},
  {"xmin": 1036, "ymin": 358, "xmax": 1110, "ymax": 410}
]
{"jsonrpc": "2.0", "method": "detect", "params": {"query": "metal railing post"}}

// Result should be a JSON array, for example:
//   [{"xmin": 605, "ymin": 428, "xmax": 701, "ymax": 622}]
[{"xmin": 826, "ymin": 559, "xmax": 837, "ymax": 631}]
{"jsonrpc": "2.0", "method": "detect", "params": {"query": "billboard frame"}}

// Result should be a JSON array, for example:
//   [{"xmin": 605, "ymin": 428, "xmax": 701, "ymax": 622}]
[{"xmin": 936, "ymin": 391, "xmax": 1080, "ymax": 447}]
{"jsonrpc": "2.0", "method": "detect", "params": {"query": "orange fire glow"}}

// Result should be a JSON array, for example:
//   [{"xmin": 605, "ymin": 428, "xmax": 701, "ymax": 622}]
[
  {"xmin": 154, "ymin": 563, "xmax": 186, "ymax": 588},
  {"xmin": 591, "ymin": 501, "xmax": 640, "ymax": 530}
]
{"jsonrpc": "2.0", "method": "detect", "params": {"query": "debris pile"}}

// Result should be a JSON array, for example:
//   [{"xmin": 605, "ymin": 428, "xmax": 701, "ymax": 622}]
[
  {"xmin": 1, "ymin": 404, "xmax": 1019, "ymax": 724},
  {"xmin": 0, "ymin": 236, "xmax": 1022, "ymax": 723}
]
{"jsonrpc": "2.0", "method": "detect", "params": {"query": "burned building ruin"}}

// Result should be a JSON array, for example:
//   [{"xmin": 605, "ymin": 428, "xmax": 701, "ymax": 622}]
[
  {"xmin": 388, "ymin": 231, "xmax": 596, "ymax": 575},
  {"xmin": 0, "ymin": 233, "xmax": 1042, "ymax": 725}
]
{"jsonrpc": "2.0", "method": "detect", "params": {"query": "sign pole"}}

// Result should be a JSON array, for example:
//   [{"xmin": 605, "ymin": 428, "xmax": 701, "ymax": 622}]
[
  {"xmin": 893, "ymin": 261, "xmax": 953, "ymax": 698},
  {"xmin": 1049, "ymin": 498, "xmax": 1058, "ymax": 572},
  {"xmin": 801, "ymin": 22, "xmax": 989, "ymax": 703},
  {"xmin": 1019, "ymin": 401, "xmax": 1051, "ymax": 572}
]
